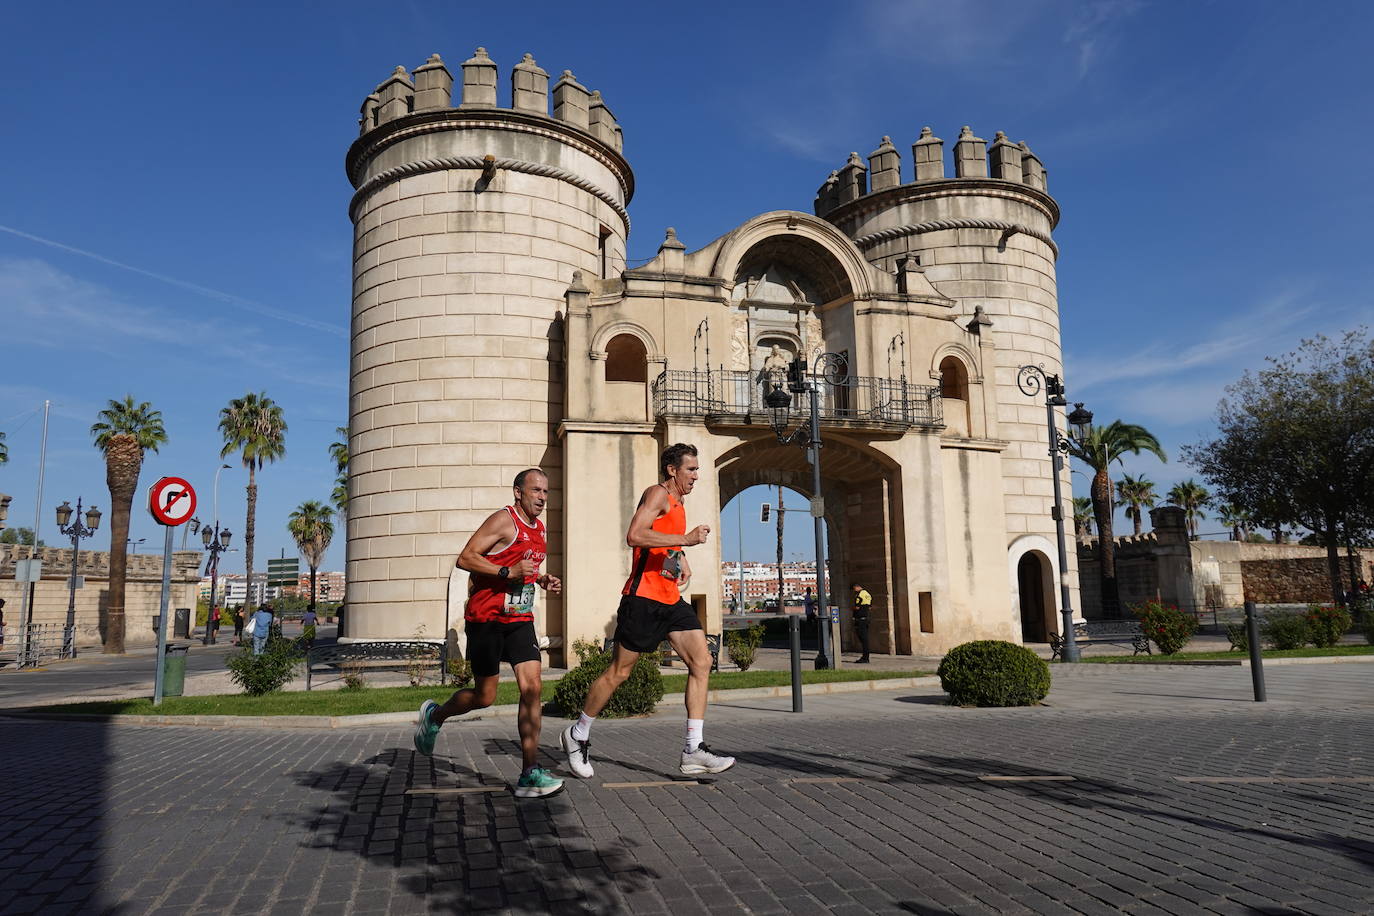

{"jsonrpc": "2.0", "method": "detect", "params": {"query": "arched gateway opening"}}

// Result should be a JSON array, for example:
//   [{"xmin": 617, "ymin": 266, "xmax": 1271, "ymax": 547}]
[
  {"xmin": 716, "ymin": 434, "xmax": 913, "ymax": 656},
  {"xmin": 1016, "ymin": 551, "xmax": 1055, "ymax": 643}
]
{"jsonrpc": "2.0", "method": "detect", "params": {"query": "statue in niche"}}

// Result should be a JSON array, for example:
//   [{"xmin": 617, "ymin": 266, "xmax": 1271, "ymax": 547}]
[{"xmin": 759, "ymin": 344, "xmax": 792, "ymax": 389}]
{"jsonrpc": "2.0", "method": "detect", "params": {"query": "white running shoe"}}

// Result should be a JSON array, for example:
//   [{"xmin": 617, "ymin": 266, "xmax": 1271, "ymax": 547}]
[
  {"xmin": 561, "ymin": 724, "xmax": 594, "ymax": 779},
  {"xmin": 680, "ymin": 743, "xmax": 735, "ymax": 776}
]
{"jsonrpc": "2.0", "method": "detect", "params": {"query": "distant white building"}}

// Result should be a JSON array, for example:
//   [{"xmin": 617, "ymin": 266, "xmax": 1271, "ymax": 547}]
[{"xmin": 200, "ymin": 574, "xmax": 277, "ymax": 607}]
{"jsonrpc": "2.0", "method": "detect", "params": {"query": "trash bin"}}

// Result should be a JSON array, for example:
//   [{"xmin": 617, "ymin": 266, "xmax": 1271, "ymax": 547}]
[
  {"xmin": 162, "ymin": 644, "xmax": 189, "ymax": 697},
  {"xmin": 174, "ymin": 608, "xmax": 191, "ymax": 639}
]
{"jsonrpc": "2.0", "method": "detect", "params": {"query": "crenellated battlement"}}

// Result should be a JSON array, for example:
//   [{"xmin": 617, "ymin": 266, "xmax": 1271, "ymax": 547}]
[
  {"xmin": 356, "ymin": 48, "xmax": 623, "ymax": 153},
  {"xmin": 814, "ymin": 126, "xmax": 1047, "ymax": 217}
]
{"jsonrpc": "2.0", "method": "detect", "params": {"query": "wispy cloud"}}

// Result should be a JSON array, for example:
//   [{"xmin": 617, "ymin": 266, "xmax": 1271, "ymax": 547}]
[
  {"xmin": 0, "ymin": 223, "xmax": 347, "ymax": 337},
  {"xmin": 1063, "ymin": 0, "xmax": 1145, "ymax": 77}
]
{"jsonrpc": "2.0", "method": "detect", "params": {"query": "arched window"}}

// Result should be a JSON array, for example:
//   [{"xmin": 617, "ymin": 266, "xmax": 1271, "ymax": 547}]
[
  {"xmin": 605, "ymin": 334, "xmax": 648, "ymax": 382},
  {"xmin": 939, "ymin": 356, "xmax": 969, "ymax": 401}
]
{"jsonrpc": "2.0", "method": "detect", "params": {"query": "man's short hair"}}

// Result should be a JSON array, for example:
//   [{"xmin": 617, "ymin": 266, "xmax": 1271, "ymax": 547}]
[
  {"xmin": 660, "ymin": 443, "xmax": 698, "ymax": 480},
  {"xmin": 513, "ymin": 468, "xmax": 547, "ymax": 489}
]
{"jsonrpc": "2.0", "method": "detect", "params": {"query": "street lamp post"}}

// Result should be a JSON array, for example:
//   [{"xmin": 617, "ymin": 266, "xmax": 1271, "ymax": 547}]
[
  {"xmin": 201, "ymin": 523, "xmax": 232, "ymax": 645},
  {"xmin": 56, "ymin": 498, "xmax": 101, "ymax": 657},
  {"xmin": 1016, "ymin": 365, "xmax": 1093, "ymax": 663},
  {"xmin": 762, "ymin": 353, "xmax": 846, "ymax": 669}
]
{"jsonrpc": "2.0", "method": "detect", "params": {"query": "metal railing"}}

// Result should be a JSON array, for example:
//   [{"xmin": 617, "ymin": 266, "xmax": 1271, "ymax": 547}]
[
  {"xmin": 5, "ymin": 623, "xmax": 77, "ymax": 668},
  {"xmin": 652, "ymin": 369, "xmax": 943, "ymax": 429}
]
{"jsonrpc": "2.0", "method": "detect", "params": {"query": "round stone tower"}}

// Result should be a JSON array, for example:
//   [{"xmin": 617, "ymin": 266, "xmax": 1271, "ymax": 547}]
[
  {"xmin": 813, "ymin": 127, "xmax": 1074, "ymax": 606},
  {"xmin": 344, "ymin": 48, "xmax": 633, "ymax": 640}
]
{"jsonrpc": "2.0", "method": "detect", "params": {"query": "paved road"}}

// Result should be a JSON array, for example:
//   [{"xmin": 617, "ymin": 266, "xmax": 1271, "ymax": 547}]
[
  {"xmin": 0, "ymin": 624, "xmax": 338, "ymax": 708},
  {"xmin": 3, "ymin": 663, "xmax": 1372, "ymax": 914}
]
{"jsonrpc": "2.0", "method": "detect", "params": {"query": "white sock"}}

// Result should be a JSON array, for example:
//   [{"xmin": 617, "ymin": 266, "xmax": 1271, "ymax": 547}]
[
  {"xmin": 572, "ymin": 712, "xmax": 595, "ymax": 742},
  {"xmin": 685, "ymin": 718, "xmax": 704, "ymax": 754}
]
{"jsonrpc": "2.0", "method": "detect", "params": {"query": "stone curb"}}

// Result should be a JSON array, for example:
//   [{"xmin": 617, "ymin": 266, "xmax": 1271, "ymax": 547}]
[{"xmin": 1, "ymin": 676, "xmax": 944, "ymax": 730}]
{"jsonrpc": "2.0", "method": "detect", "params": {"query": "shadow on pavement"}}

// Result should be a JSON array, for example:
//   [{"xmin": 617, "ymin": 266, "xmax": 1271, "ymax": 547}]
[{"xmin": 289, "ymin": 747, "xmax": 659, "ymax": 913}]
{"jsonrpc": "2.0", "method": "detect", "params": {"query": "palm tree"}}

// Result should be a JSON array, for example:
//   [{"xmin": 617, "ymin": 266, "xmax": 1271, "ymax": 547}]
[
  {"xmin": 1066, "ymin": 420, "xmax": 1167, "ymax": 617},
  {"xmin": 218, "ymin": 393, "xmax": 287, "ymax": 615},
  {"xmin": 1167, "ymin": 480, "xmax": 1211, "ymax": 540},
  {"xmin": 1072, "ymin": 497, "xmax": 1094, "ymax": 539},
  {"xmin": 1217, "ymin": 502, "xmax": 1252, "ymax": 541},
  {"xmin": 0, "ymin": 429, "xmax": 8, "ymax": 465},
  {"xmin": 329, "ymin": 426, "xmax": 349, "ymax": 516},
  {"xmin": 287, "ymin": 500, "xmax": 334, "ymax": 612},
  {"xmin": 1115, "ymin": 473, "xmax": 1158, "ymax": 536},
  {"xmin": 91, "ymin": 397, "xmax": 168, "ymax": 653}
]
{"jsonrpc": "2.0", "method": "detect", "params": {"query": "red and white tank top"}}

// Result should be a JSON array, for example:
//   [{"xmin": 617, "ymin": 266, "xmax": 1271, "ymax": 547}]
[
  {"xmin": 623, "ymin": 487, "xmax": 687, "ymax": 605},
  {"xmin": 466, "ymin": 506, "xmax": 546, "ymax": 623}
]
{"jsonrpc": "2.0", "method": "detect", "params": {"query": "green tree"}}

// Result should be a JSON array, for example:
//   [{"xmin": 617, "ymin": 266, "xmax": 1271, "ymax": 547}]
[
  {"xmin": 219, "ymin": 393, "xmax": 288, "ymax": 619},
  {"xmin": 1071, "ymin": 497, "xmax": 1094, "ymax": 538},
  {"xmin": 1184, "ymin": 331, "xmax": 1374, "ymax": 604},
  {"xmin": 0, "ymin": 429, "xmax": 8, "ymax": 465},
  {"xmin": 1067, "ymin": 421, "xmax": 1167, "ymax": 617},
  {"xmin": 91, "ymin": 396, "xmax": 168, "ymax": 653},
  {"xmin": 329, "ymin": 426, "xmax": 349, "ymax": 516},
  {"xmin": 1166, "ymin": 480, "xmax": 1210, "ymax": 540},
  {"xmin": 287, "ymin": 500, "xmax": 334, "ymax": 612},
  {"xmin": 0, "ymin": 527, "xmax": 44, "ymax": 547},
  {"xmin": 1115, "ymin": 473, "xmax": 1158, "ymax": 537}
]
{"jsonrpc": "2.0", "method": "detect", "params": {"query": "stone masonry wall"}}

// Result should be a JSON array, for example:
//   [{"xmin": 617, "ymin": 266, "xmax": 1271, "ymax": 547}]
[{"xmin": 1241, "ymin": 556, "xmax": 1373, "ymax": 604}]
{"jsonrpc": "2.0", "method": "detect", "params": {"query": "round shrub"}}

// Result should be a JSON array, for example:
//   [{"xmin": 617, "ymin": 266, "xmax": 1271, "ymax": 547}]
[
  {"xmin": 1132, "ymin": 600, "xmax": 1199, "ymax": 655},
  {"xmin": 937, "ymin": 640, "xmax": 1050, "ymax": 707},
  {"xmin": 554, "ymin": 639, "xmax": 664, "ymax": 718},
  {"xmin": 725, "ymin": 624, "xmax": 765, "ymax": 672},
  {"xmin": 225, "ymin": 636, "xmax": 302, "ymax": 696},
  {"xmin": 1262, "ymin": 613, "xmax": 1309, "ymax": 650},
  {"xmin": 1304, "ymin": 604, "xmax": 1352, "ymax": 648}
]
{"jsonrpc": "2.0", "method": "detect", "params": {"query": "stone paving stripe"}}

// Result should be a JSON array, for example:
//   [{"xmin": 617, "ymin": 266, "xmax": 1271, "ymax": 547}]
[
  {"xmin": 405, "ymin": 786, "xmax": 509, "ymax": 795},
  {"xmin": 978, "ymin": 775, "xmax": 1076, "ymax": 782},
  {"xmin": 1175, "ymin": 776, "xmax": 1374, "ymax": 784},
  {"xmin": 788, "ymin": 776, "xmax": 866, "ymax": 784},
  {"xmin": 602, "ymin": 779, "xmax": 706, "ymax": 789}
]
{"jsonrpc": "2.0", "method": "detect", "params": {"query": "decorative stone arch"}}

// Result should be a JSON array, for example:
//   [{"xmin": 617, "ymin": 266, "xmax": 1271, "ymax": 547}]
[
  {"xmin": 590, "ymin": 320, "xmax": 661, "ymax": 362},
  {"xmin": 710, "ymin": 210, "xmax": 881, "ymax": 305},
  {"xmin": 1007, "ymin": 534, "xmax": 1064, "ymax": 641},
  {"xmin": 928, "ymin": 341, "xmax": 983, "ymax": 385},
  {"xmin": 931, "ymin": 343, "xmax": 980, "ymax": 437}
]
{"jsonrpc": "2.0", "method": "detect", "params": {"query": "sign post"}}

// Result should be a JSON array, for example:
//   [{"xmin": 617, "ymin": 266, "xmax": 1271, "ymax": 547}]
[{"xmin": 149, "ymin": 477, "xmax": 196, "ymax": 706}]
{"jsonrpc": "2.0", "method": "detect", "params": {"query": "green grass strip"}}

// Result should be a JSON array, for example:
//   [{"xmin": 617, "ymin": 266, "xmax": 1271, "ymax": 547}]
[
  {"xmin": 35, "ymin": 667, "xmax": 929, "ymax": 718},
  {"xmin": 1079, "ymin": 645, "xmax": 1374, "ymax": 664}
]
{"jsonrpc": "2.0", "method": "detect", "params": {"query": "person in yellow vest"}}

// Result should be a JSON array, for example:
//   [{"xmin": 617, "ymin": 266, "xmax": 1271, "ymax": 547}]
[{"xmin": 851, "ymin": 584, "xmax": 872, "ymax": 663}]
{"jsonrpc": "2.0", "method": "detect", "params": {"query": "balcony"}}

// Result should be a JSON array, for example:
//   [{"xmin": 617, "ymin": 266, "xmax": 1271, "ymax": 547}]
[{"xmin": 652, "ymin": 369, "xmax": 943, "ymax": 431}]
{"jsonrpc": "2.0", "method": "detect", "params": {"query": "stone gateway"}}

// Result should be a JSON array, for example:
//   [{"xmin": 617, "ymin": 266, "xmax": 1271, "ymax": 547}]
[{"xmin": 343, "ymin": 49, "xmax": 1080, "ymax": 663}]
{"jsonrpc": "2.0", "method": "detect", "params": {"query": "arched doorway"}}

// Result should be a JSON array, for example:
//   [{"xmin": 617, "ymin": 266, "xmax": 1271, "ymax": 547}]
[{"xmin": 1017, "ymin": 552, "xmax": 1050, "ymax": 642}]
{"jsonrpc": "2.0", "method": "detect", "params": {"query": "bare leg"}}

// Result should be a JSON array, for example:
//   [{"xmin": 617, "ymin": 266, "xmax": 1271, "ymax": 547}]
[
  {"xmin": 581, "ymin": 644, "xmax": 641, "ymax": 717},
  {"xmin": 433, "ymin": 674, "xmax": 499, "ymax": 725},
  {"xmin": 667, "ymin": 629, "xmax": 712, "ymax": 720},
  {"xmin": 512, "ymin": 660, "xmax": 543, "ymax": 770}
]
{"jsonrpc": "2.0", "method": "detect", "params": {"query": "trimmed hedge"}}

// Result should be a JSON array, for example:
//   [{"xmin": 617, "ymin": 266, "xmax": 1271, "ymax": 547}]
[
  {"xmin": 553, "ymin": 639, "xmax": 664, "ymax": 718},
  {"xmin": 937, "ymin": 640, "xmax": 1050, "ymax": 707}
]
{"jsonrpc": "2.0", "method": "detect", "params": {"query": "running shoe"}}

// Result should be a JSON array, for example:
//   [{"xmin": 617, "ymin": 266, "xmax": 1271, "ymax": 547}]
[
  {"xmin": 413, "ymin": 700, "xmax": 440, "ymax": 757},
  {"xmin": 515, "ymin": 767, "xmax": 565, "ymax": 798},
  {"xmin": 680, "ymin": 743, "xmax": 736, "ymax": 776},
  {"xmin": 560, "ymin": 724, "xmax": 594, "ymax": 778}
]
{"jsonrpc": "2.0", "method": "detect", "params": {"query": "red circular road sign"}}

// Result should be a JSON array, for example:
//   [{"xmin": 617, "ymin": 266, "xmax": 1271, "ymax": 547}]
[{"xmin": 149, "ymin": 477, "xmax": 197, "ymax": 526}]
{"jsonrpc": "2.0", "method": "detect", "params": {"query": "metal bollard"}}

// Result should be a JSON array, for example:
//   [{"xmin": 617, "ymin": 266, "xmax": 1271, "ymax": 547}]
[
  {"xmin": 789, "ymin": 614, "xmax": 803, "ymax": 713},
  {"xmin": 1244, "ymin": 601, "xmax": 1266, "ymax": 702}
]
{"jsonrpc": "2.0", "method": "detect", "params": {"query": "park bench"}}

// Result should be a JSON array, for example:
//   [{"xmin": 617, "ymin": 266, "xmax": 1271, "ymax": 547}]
[
  {"xmin": 305, "ymin": 640, "xmax": 443, "ymax": 690},
  {"xmin": 602, "ymin": 634, "xmax": 721, "ymax": 672},
  {"xmin": 1049, "ymin": 620, "xmax": 1151, "ymax": 661}
]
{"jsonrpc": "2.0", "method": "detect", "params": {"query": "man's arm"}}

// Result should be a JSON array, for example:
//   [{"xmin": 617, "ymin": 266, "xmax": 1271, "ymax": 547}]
[
  {"xmin": 457, "ymin": 510, "xmax": 534, "ymax": 579},
  {"xmin": 625, "ymin": 486, "xmax": 710, "ymax": 548}
]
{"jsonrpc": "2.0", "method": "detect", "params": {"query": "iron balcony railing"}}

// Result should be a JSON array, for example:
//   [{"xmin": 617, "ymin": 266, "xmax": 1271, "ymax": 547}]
[{"xmin": 652, "ymin": 369, "xmax": 943, "ymax": 429}]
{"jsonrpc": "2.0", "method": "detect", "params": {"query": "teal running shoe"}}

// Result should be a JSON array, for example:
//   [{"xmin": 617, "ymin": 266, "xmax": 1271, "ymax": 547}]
[
  {"xmin": 413, "ymin": 700, "xmax": 440, "ymax": 757},
  {"xmin": 514, "ymin": 766, "xmax": 565, "ymax": 798}
]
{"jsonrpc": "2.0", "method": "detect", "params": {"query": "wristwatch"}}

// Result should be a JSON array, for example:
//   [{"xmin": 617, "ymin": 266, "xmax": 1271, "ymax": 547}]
[{"xmin": 497, "ymin": 566, "xmax": 510, "ymax": 579}]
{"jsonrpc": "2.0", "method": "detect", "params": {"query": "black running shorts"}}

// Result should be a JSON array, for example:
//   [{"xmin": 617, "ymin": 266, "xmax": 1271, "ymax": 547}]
[
  {"xmin": 465, "ymin": 619, "xmax": 541, "ymax": 678},
  {"xmin": 612, "ymin": 594, "xmax": 702, "ymax": 653}
]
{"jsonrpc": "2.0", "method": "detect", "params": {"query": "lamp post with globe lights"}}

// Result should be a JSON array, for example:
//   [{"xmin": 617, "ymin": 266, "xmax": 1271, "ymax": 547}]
[
  {"xmin": 200, "ymin": 523, "xmax": 232, "ymax": 644},
  {"xmin": 56, "ymin": 498, "xmax": 101, "ymax": 656}
]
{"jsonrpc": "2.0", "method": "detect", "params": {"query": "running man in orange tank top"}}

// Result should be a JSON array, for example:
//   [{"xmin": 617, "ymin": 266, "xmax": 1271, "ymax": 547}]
[{"xmin": 560, "ymin": 443, "xmax": 737, "ymax": 779}]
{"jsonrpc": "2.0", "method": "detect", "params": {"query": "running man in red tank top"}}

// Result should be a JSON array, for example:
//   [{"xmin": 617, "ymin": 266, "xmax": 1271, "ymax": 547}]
[
  {"xmin": 560, "ymin": 443, "xmax": 736, "ymax": 779},
  {"xmin": 413, "ymin": 468, "xmax": 565, "ymax": 798}
]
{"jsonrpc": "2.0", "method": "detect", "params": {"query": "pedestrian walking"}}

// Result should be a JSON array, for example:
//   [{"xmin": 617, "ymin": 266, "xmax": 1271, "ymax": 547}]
[
  {"xmin": 851, "ymin": 583, "xmax": 872, "ymax": 663},
  {"xmin": 231, "ymin": 606, "xmax": 245, "ymax": 645},
  {"xmin": 302, "ymin": 608, "xmax": 317, "ymax": 650},
  {"xmin": 803, "ymin": 587, "xmax": 815, "ymax": 622},
  {"xmin": 561, "ymin": 443, "xmax": 734, "ymax": 780},
  {"xmin": 413, "ymin": 468, "xmax": 564, "ymax": 799},
  {"xmin": 250, "ymin": 603, "xmax": 274, "ymax": 656},
  {"xmin": 207, "ymin": 606, "xmax": 221, "ymax": 645}
]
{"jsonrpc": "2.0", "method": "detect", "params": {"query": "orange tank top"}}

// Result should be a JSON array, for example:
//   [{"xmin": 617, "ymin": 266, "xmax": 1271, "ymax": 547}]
[{"xmin": 623, "ymin": 487, "xmax": 687, "ymax": 604}]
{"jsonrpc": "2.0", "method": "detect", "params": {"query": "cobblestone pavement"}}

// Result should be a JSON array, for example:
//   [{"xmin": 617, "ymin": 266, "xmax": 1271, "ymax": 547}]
[{"xmin": 3, "ymin": 664, "xmax": 1372, "ymax": 915}]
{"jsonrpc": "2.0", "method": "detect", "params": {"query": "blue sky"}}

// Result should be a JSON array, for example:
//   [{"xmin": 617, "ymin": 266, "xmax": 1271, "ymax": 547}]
[{"xmin": 2, "ymin": 0, "xmax": 1371, "ymax": 573}]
